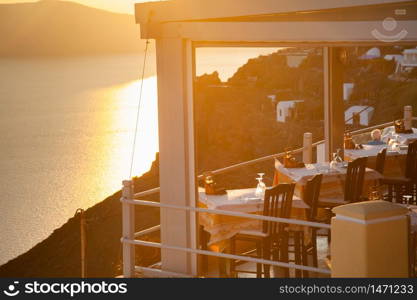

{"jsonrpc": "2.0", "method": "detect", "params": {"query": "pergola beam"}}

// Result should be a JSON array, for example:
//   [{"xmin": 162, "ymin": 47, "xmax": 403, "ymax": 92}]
[
  {"xmin": 324, "ymin": 47, "xmax": 345, "ymax": 161},
  {"xmin": 140, "ymin": 21, "xmax": 417, "ymax": 43},
  {"xmin": 135, "ymin": 0, "xmax": 411, "ymax": 24}
]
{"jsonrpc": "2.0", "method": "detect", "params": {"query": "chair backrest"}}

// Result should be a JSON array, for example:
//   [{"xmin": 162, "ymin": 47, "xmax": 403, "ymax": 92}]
[
  {"xmin": 405, "ymin": 140, "xmax": 417, "ymax": 181},
  {"xmin": 375, "ymin": 148, "xmax": 387, "ymax": 175},
  {"xmin": 262, "ymin": 183, "xmax": 295, "ymax": 236},
  {"xmin": 345, "ymin": 157, "xmax": 367, "ymax": 203},
  {"xmin": 303, "ymin": 174, "xmax": 323, "ymax": 222}
]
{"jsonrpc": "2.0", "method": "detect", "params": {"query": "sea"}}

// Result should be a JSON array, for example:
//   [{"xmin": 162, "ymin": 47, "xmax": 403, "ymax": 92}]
[{"xmin": 0, "ymin": 47, "xmax": 281, "ymax": 265}]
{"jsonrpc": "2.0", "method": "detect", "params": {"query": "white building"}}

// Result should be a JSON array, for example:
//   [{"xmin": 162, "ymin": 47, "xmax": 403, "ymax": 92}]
[
  {"xmin": 359, "ymin": 47, "xmax": 381, "ymax": 60},
  {"xmin": 343, "ymin": 83, "xmax": 354, "ymax": 101},
  {"xmin": 345, "ymin": 105, "xmax": 374, "ymax": 127},
  {"xmin": 384, "ymin": 54, "xmax": 403, "ymax": 64},
  {"xmin": 402, "ymin": 48, "xmax": 417, "ymax": 68},
  {"xmin": 276, "ymin": 100, "xmax": 304, "ymax": 122}
]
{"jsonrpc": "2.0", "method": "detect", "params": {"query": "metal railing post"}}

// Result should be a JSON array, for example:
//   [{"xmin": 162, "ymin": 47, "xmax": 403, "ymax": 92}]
[
  {"xmin": 75, "ymin": 208, "xmax": 86, "ymax": 278},
  {"xmin": 122, "ymin": 180, "xmax": 135, "ymax": 277}
]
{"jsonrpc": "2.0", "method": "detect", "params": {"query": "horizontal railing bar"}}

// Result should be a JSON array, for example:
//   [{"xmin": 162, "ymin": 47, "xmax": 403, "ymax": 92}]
[
  {"xmin": 348, "ymin": 120, "xmax": 396, "ymax": 135},
  {"xmin": 134, "ymin": 225, "xmax": 161, "ymax": 238},
  {"xmin": 134, "ymin": 187, "xmax": 160, "ymax": 198},
  {"xmin": 122, "ymin": 238, "xmax": 331, "ymax": 274},
  {"xmin": 121, "ymin": 198, "xmax": 330, "ymax": 229},
  {"xmin": 135, "ymin": 266, "xmax": 193, "ymax": 278},
  {"xmin": 198, "ymin": 140, "xmax": 325, "ymax": 179}
]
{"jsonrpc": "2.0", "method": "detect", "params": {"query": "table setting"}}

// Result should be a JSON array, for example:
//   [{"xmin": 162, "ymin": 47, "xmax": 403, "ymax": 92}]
[
  {"xmin": 345, "ymin": 124, "xmax": 416, "ymax": 176},
  {"xmin": 274, "ymin": 154, "xmax": 381, "ymax": 205},
  {"xmin": 198, "ymin": 172, "xmax": 309, "ymax": 248}
]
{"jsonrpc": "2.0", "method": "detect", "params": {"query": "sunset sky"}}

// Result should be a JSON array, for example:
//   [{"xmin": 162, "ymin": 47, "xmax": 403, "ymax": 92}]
[{"xmin": 0, "ymin": 0, "xmax": 156, "ymax": 14}]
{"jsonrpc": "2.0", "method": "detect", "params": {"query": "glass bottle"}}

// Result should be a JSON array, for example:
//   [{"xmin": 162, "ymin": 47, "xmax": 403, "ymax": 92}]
[
  {"xmin": 203, "ymin": 172, "xmax": 215, "ymax": 195},
  {"xmin": 369, "ymin": 186, "xmax": 381, "ymax": 201},
  {"xmin": 335, "ymin": 149, "xmax": 344, "ymax": 164}
]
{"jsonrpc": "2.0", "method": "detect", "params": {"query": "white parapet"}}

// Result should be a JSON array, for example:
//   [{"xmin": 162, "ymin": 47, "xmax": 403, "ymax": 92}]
[{"xmin": 331, "ymin": 200, "xmax": 410, "ymax": 278}]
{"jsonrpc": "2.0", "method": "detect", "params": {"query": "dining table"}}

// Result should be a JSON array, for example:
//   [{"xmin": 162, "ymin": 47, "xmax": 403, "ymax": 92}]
[
  {"xmin": 344, "ymin": 144, "xmax": 408, "ymax": 177},
  {"xmin": 198, "ymin": 187, "xmax": 309, "ymax": 249},
  {"xmin": 273, "ymin": 160, "xmax": 382, "ymax": 207},
  {"xmin": 382, "ymin": 126, "xmax": 417, "ymax": 145}
]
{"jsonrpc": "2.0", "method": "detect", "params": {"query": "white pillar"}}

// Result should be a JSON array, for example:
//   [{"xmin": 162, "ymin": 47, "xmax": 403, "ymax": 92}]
[
  {"xmin": 303, "ymin": 132, "xmax": 313, "ymax": 164},
  {"xmin": 404, "ymin": 105, "xmax": 413, "ymax": 131},
  {"xmin": 122, "ymin": 180, "xmax": 135, "ymax": 277},
  {"xmin": 316, "ymin": 143, "xmax": 326, "ymax": 163},
  {"xmin": 156, "ymin": 38, "xmax": 197, "ymax": 276}
]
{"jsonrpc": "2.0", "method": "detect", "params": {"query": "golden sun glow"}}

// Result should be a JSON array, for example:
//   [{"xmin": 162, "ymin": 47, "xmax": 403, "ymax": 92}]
[
  {"xmin": 0, "ymin": 0, "xmax": 152, "ymax": 14},
  {"xmin": 113, "ymin": 77, "xmax": 159, "ymax": 178},
  {"xmin": 88, "ymin": 76, "xmax": 159, "ymax": 183}
]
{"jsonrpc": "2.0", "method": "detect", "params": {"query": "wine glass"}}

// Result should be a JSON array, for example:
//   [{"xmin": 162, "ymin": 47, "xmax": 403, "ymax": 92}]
[
  {"xmin": 255, "ymin": 173, "xmax": 266, "ymax": 198},
  {"xmin": 330, "ymin": 152, "xmax": 338, "ymax": 170},
  {"xmin": 403, "ymin": 195, "xmax": 413, "ymax": 206},
  {"xmin": 388, "ymin": 136, "xmax": 399, "ymax": 152}
]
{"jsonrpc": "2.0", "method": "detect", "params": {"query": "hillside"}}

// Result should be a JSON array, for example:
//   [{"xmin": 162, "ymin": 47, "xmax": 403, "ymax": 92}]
[
  {"xmin": 0, "ymin": 156, "xmax": 161, "ymax": 277},
  {"xmin": 0, "ymin": 1, "xmax": 145, "ymax": 57}
]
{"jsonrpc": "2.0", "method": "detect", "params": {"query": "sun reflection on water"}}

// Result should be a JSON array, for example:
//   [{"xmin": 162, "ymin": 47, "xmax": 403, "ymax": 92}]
[
  {"xmin": 92, "ymin": 76, "xmax": 159, "ymax": 189},
  {"xmin": 115, "ymin": 76, "xmax": 159, "ymax": 178}
]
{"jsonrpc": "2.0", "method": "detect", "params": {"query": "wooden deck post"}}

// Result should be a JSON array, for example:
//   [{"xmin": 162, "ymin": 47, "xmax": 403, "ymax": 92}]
[
  {"xmin": 122, "ymin": 179, "xmax": 135, "ymax": 278},
  {"xmin": 404, "ymin": 105, "xmax": 413, "ymax": 131},
  {"xmin": 324, "ymin": 47, "xmax": 345, "ymax": 161},
  {"xmin": 303, "ymin": 132, "xmax": 313, "ymax": 164}
]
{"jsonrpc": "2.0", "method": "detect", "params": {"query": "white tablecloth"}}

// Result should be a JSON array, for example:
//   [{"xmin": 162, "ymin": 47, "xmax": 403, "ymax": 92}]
[
  {"xmin": 274, "ymin": 160, "xmax": 382, "ymax": 204},
  {"xmin": 198, "ymin": 187, "xmax": 309, "ymax": 246},
  {"xmin": 198, "ymin": 187, "xmax": 309, "ymax": 213},
  {"xmin": 345, "ymin": 145, "xmax": 407, "ymax": 160},
  {"xmin": 382, "ymin": 126, "xmax": 417, "ymax": 145},
  {"xmin": 274, "ymin": 160, "xmax": 381, "ymax": 185}
]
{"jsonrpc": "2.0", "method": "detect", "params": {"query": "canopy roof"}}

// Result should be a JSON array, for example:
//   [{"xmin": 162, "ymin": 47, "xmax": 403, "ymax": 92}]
[
  {"xmin": 134, "ymin": 0, "xmax": 417, "ymax": 44},
  {"xmin": 136, "ymin": 0, "xmax": 415, "ymax": 23}
]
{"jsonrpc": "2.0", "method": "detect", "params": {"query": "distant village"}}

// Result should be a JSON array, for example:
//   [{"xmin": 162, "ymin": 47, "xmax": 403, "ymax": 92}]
[
  {"xmin": 194, "ymin": 45, "xmax": 417, "ymax": 178},
  {"xmin": 271, "ymin": 46, "xmax": 417, "ymax": 128}
]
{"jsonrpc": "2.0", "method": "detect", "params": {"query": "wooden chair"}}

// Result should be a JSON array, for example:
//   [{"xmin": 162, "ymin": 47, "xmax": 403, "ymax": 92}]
[
  {"xmin": 380, "ymin": 140, "xmax": 417, "ymax": 204},
  {"xmin": 289, "ymin": 174, "xmax": 323, "ymax": 278},
  {"xmin": 375, "ymin": 148, "xmax": 387, "ymax": 175},
  {"xmin": 230, "ymin": 183, "xmax": 295, "ymax": 278},
  {"xmin": 344, "ymin": 157, "xmax": 368, "ymax": 203},
  {"xmin": 317, "ymin": 157, "xmax": 367, "ymax": 247},
  {"xmin": 318, "ymin": 157, "xmax": 368, "ymax": 208}
]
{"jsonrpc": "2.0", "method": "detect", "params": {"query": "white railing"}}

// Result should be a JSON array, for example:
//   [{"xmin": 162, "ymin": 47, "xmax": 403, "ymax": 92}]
[
  {"xmin": 124, "ymin": 115, "xmax": 417, "ymax": 277},
  {"xmin": 121, "ymin": 180, "xmax": 331, "ymax": 278}
]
